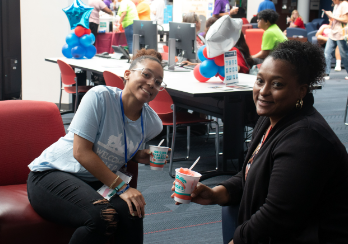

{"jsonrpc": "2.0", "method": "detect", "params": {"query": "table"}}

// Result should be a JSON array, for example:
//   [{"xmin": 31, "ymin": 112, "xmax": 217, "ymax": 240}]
[
  {"xmin": 95, "ymin": 32, "xmax": 127, "ymax": 54},
  {"xmin": 288, "ymin": 37, "xmax": 308, "ymax": 42},
  {"xmin": 45, "ymin": 57, "xmax": 257, "ymax": 179}
]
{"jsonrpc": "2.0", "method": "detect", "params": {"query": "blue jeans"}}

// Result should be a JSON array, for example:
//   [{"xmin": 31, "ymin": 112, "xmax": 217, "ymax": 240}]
[
  {"xmin": 27, "ymin": 170, "xmax": 143, "ymax": 244},
  {"xmin": 324, "ymin": 38, "xmax": 348, "ymax": 74},
  {"xmin": 124, "ymin": 24, "xmax": 134, "ymax": 54},
  {"xmin": 222, "ymin": 205, "xmax": 240, "ymax": 244}
]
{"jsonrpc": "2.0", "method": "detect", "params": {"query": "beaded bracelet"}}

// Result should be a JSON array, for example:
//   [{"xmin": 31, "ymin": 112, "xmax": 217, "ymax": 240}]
[
  {"xmin": 109, "ymin": 175, "xmax": 120, "ymax": 190},
  {"xmin": 116, "ymin": 184, "xmax": 130, "ymax": 195}
]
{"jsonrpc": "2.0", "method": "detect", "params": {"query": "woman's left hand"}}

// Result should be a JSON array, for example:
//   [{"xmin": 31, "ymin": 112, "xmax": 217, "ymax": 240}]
[
  {"xmin": 228, "ymin": 240, "xmax": 234, "ymax": 244},
  {"xmin": 133, "ymin": 148, "xmax": 171, "ymax": 165}
]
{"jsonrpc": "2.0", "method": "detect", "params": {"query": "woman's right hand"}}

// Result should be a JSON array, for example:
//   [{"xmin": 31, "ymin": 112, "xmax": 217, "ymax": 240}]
[
  {"xmin": 171, "ymin": 182, "xmax": 216, "ymax": 205},
  {"xmin": 119, "ymin": 187, "xmax": 146, "ymax": 218}
]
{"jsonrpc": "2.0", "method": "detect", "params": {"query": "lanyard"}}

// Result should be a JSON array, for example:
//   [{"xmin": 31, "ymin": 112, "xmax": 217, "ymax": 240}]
[{"xmin": 120, "ymin": 92, "xmax": 144, "ymax": 169}]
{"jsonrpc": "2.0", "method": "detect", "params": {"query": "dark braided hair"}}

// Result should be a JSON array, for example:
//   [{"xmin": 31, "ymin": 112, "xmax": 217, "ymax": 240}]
[{"xmin": 268, "ymin": 40, "xmax": 325, "ymax": 92}]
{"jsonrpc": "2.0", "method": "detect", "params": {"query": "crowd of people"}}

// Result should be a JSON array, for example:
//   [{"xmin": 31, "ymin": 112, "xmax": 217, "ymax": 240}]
[{"xmin": 27, "ymin": 1, "xmax": 348, "ymax": 244}]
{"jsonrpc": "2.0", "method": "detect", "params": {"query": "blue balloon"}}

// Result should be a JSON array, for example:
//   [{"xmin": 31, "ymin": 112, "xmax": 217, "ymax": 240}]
[
  {"xmin": 71, "ymin": 45, "xmax": 86, "ymax": 59},
  {"xmin": 218, "ymin": 65, "xmax": 225, "ymax": 77},
  {"xmin": 85, "ymin": 45, "xmax": 97, "ymax": 59},
  {"xmin": 90, "ymin": 33, "xmax": 96, "ymax": 44},
  {"xmin": 199, "ymin": 60, "xmax": 219, "ymax": 78},
  {"xmin": 62, "ymin": 44, "xmax": 73, "ymax": 58},
  {"xmin": 66, "ymin": 33, "xmax": 80, "ymax": 46},
  {"xmin": 197, "ymin": 45, "xmax": 206, "ymax": 62},
  {"xmin": 62, "ymin": 0, "xmax": 93, "ymax": 29},
  {"xmin": 80, "ymin": 34, "xmax": 93, "ymax": 47}
]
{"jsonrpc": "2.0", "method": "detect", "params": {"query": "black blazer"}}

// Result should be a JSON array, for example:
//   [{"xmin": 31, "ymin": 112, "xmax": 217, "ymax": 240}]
[{"xmin": 221, "ymin": 93, "xmax": 348, "ymax": 244}]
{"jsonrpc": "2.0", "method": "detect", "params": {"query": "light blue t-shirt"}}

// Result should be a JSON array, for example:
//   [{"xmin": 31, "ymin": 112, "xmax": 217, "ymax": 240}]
[{"xmin": 28, "ymin": 86, "xmax": 162, "ymax": 181}]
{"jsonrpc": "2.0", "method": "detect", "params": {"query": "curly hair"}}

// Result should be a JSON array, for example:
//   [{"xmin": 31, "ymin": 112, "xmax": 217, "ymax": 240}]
[
  {"xmin": 269, "ymin": 40, "xmax": 325, "ymax": 92},
  {"xmin": 258, "ymin": 9, "xmax": 279, "ymax": 25},
  {"xmin": 129, "ymin": 48, "xmax": 163, "ymax": 70}
]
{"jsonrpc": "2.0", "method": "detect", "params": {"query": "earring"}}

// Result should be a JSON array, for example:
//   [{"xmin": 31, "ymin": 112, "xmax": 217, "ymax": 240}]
[{"xmin": 296, "ymin": 98, "xmax": 303, "ymax": 109}]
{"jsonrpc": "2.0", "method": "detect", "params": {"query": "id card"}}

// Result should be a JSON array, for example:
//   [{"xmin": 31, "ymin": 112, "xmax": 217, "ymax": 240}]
[{"xmin": 97, "ymin": 169, "xmax": 133, "ymax": 200}]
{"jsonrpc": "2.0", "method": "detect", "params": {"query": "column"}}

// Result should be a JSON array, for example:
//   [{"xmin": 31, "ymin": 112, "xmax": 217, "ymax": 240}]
[{"xmin": 298, "ymin": 0, "xmax": 310, "ymax": 23}]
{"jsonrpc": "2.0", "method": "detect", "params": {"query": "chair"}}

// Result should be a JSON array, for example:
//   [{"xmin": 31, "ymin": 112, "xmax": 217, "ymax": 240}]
[
  {"xmin": 57, "ymin": 59, "xmax": 93, "ymax": 114},
  {"xmin": 307, "ymin": 30, "xmax": 318, "ymax": 44},
  {"xmin": 148, "ymin": 89, "xmax": 219, "ymax": 177},
  {"xmin": 305, "ymin": 22, "xmax": 316, "ymax": 34},
  {"xmin": 251, "ymin": 23, "xmax": 258, "ymax": 28},
  {"xmin": 286, "ymin": 27, "xmax": 308, "ymax": 38},
  {"xmin": 311, "ymin": 18, "xmax": 325, "ymax": 29},
  {"xmin": 245, "ymin": 29, "xmax": 264, "ymax": 55},
  {"xmin": 103, "ymin": 71, "xmax": 124, "ymax": 89},
  {"xmin": 241, "ymin": 18, "xmax": 249, "ymax": 24},
  {"xmin": 242, "ymin": 24, "xmax": 252, "ymax": 35},
  {"xmin": 222, "ymin": 205, "xmax": 240, "ymax": 244},
  {"xmin": 0, "ymin": 100, "xmax": 139, "ymax": 244}
]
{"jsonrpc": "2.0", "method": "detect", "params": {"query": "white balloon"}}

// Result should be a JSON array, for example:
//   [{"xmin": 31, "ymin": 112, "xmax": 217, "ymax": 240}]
[{"xmin": 205, "ymin": 16, "xmax": 243, "ymax": 58}]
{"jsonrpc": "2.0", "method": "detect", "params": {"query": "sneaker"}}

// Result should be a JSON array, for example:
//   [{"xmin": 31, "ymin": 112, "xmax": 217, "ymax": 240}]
[
  {"xmin": 335, "ymin": 66, "xmax": 341, "ymax": 71},
  {"xmin": 323, "ymin": 74, "xmax": 330, "ymax": 80}
]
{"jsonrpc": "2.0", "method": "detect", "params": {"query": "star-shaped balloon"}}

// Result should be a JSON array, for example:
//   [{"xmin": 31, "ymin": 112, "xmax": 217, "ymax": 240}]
[{"xmin": 63, "ymin": 0, "xmax": 94, "ymax": 30}]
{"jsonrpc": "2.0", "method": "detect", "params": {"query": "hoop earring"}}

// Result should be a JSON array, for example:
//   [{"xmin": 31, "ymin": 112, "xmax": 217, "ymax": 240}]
[{"xmin": 296, "ymin": 98, "xmax": 303, "ymax": 109}]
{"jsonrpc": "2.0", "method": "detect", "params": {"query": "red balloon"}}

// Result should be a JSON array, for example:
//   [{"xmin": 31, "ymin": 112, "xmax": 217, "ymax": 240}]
[
  {"xmin": 194, "ymin": 64, "xmax": 210, "ymax": 82},
  {"xmin": 203, "ymin": 47, "xmax": 214, "ymax": 60},
  {"xmin": 214, "ymin": 54, "xmax": 224, "ymax": 66},
  {"xmin": 218, "ymin": 74, "xmax": 225, "ymax": 81},
  {"xmin": 75, "ymin": 26, "xmax": 86, "ymax": 37},
  {"xmin": 85, "ymin": 29, "xmax": 91, "ymax": 35}
]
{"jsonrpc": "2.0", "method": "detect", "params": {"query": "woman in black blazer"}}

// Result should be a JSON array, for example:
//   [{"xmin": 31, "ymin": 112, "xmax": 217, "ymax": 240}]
[{"xmin": 172, "ymin": 40, "xmax": 348, "ymax": 244}]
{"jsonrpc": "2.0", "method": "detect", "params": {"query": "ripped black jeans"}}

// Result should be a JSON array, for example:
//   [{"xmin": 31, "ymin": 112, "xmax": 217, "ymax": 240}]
[{"xmin": 27, "ymin": 170, "xmax": 143, "ymax": 244}]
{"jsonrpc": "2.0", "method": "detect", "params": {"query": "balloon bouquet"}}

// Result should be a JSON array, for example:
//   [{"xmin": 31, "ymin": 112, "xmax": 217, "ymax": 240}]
[
  {"xmin": 61, "ymin": 0, "xmax": 97, "ymax": 59},
  {"xmin": 193, "ymin": 16, "xmax": 243, "ymax": 82}
]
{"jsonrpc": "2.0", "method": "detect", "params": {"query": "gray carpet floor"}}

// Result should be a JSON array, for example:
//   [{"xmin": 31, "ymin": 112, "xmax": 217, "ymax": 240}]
[{"xmin": 61, "ymin": 68, "xmax": 348, "ymax": 243}]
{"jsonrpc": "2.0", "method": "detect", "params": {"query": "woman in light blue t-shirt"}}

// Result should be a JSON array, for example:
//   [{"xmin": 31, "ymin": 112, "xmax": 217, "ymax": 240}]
[{"xmin": 27, "ymin": 49, "xmax": 165, "ymax": 243}]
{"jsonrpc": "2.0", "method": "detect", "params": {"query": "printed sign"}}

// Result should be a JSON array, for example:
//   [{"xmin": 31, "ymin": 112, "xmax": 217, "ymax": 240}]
[{"xmin": 224, "ymin": 50, "xmax": 239, "ymax": 86}]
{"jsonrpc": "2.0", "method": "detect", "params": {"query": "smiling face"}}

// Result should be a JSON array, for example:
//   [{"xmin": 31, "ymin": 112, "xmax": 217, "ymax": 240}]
[
  {"xmin": 253, "ymin": 58, "xmax": 308, "ymax": 126},
  {"xmin": 123, "ymin": 59, "xmax": 164, "ymax": 104}
]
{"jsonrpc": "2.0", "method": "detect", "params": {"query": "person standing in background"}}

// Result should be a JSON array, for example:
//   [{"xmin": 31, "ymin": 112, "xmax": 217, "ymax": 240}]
[
  {"xmin": 110, "ymin": 0, "xmax": 119, "ymax": 14},
  {"xmin": 89, "ymin": 0, "xmax": 113, "ymax": 45},
  {"xmin": 117, "ymin": 0, "xmax": 139, "ymax": 54},
  {"xmin": 103, "ymin": 0, "xmax": 112, "ymax": 8},
  {"xmin": 150, "ymin": 0, "xmax": 165, "ymax": 25},
  {"xmin": 213, "ymin": 0, "xmax": 239, "ymax": 18},
  {"xmin": 133, "ymin": 0, "xmax": 151, "ymax": 20},
  {"xmin": 257, "ymin": 0, "xmax": 276, "ymax": 13}
]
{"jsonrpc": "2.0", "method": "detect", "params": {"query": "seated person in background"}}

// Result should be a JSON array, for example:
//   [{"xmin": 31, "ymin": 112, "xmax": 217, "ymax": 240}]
[
  {"xmin": 252, "ymin": 9, "xmax": 287, "ymax": 64},
  {"xmin": 316, "ymin": 19, "xmax": 342, "ymax": 71},
  {"xmin": 283, "ymin": 9, "xmax": 305, "ymax": 36},
  {"xmin": 183, "ymin": 12, "xmax": 204, "ymax": 49},
  {"xmin": 202, "ymin": 16, "xmax": 219, "ymax": 38},
  {"xmin": 27, "ymin": 49, "xmax": 165, "ymax": 244},
  {"xmin": 172, "ymin": 40, "xmax": 348, "ymax": 243},
  {"xmin": 250, "ymin": 14, "xmax": 258, "ymax": 23}
]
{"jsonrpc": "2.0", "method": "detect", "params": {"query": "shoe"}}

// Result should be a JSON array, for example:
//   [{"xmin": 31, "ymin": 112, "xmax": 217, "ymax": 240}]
[
  {"xmin": 323, "ymin": 74, "xmax": 330, "ymax": 80},
  {"xmin": 335, "ymin": 66, "xmax": 341, "ymax": 71}
]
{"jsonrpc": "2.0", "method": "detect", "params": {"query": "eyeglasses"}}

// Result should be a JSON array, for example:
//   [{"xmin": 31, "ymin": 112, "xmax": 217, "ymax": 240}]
[{"xmin": 131, "ymin": 68, "xmax": 166, "ymax": 91}]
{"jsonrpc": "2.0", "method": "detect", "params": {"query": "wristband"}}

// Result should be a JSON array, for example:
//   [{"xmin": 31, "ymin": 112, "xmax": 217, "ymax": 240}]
[
  {"xmin": 109, "ymin": 175, "xmax": 120, "ymax": 189},
  {"xmin": 116, "ymin": 184, "xmax": 130, "ymax": 195},
  {"xmin": 115, "ymin": 181, "xmax": 126, "ymax": 191}
]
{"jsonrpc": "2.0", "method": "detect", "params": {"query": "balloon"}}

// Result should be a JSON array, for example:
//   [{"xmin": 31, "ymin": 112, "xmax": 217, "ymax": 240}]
[
  {"xmin": 197, "ymin": 45, "xmax": 206, "ymax": 62},
  {"xmin": 218, "ymin": 74, "xmax": 224, "ymax": 81},
  {"xmin": 62, "ymin": 0, "xmax": 94, "ymax": 29},
  {"xmin": 66, "ymin": 33, "xmax": 80, "ymax": 47},
  {"xmin": 71, "ymin": 45, "xmax": 86, "ymax": 59},
  {"xmin": 90, "ymin": 33, "xmax": 96, "ymax": 44},
  {"xmin": 85, "ymin": 28, "xmax": 91, "ymax": 35},
  {"xmin": 199, "ymin": 60, "xmax": 219, "ymax": 78},
  {"xmin": 85, "ymin": 45, "xmax": 97, "ymax": 59},
  {"xmin": 75, "ymin": 26, "xmax": 86, "ymax": 37},
  {"xmin": 193, "ymin": 64, "xmax": 210, "ymax": 82},
  {"xmin": 80, "ymin": 34, "xmax": 94, "ymax": 47},
  {"xmin": 218, "ymin": 65, "xmax": 225, "ymax": 77},
  {"xmin": 203, "ymin": 47, "xmax": 214, "ymax": 60},
  {"xmin": 214, "ymin": 54, "xmax": 224, "ymax": 66},
  {"xmin": 62, "ymin": 44, "xmax": 73, "ymax": 58}
]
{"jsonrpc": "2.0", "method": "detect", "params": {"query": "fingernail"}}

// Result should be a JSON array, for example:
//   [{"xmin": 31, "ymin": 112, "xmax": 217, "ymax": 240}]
[
  {"xmin": 132, "ymin": 213, "xmax": 135, "ymax": 216},
  {"xmin": 139, "ymin": 214, "xmax": 142, "ymax": 218}
]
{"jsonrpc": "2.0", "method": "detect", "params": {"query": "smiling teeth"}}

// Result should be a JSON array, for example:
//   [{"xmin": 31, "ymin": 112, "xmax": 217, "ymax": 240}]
[{"xmin": 142, "ymin": 88, "xmax": 150, "ymax": 95}]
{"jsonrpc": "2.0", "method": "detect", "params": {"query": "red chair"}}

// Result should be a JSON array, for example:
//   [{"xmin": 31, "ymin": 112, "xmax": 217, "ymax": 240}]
[
  {"xmin": 0, "ymin": 100, "xmax": 138, "ymax": 244},
  {"xmin": 245, "ymin": 29, "xmax": 264, "ymax": 55},
  {"xmin": 241, "ymin": 18, "xmax": 249, "ymax": 24},
  {"xmin": 57, "ymin": 59, "xmax": 93, "ymax": 113},
  {"xmin": 103, "ymin": 71, "xmax": 124, "ymax": 89},
  {"xmin": 242, "ymin": 24, "xmax": 253, "ymax": 35},
  {"xmin": 148, "ymin": 90, "xmax": 219, "ymax": 177}
]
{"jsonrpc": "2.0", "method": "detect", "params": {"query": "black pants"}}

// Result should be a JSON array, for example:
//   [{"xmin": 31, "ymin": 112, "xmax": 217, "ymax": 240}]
[
  {"xmin": 27, "ymin": 170, "xmax": 143, "ymax": 244},
  {"xmin": 89, "ymin": 22, "xmax": 99, "ymax": 46}
]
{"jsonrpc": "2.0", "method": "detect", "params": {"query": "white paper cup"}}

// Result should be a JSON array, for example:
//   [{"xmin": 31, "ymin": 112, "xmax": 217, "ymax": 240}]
[
  {"xmin": 149, "ymin": 145, "xmax": 169, "ymax": 171},
  {"xmin": 174, "ymin": 168, "xmax": 202, "ymax": 204}
]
